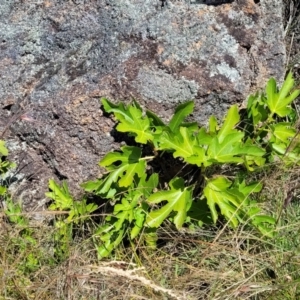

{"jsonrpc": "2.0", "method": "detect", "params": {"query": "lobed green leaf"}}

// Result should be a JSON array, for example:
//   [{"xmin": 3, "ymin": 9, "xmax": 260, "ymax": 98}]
[
  {"xmin": 159, "ymin": 127, "xmax": 196, "ymax": 159},
  {"xmin": 146, "ymin": 177, "xmax": 193, "ymax": 229},
  {"xmin": 266, "ymin": 73, "xmax": 300, "ymax": 117},
  {"xmin": 101, "ymin": 98, "xmax": 153, "ymax": 143}
]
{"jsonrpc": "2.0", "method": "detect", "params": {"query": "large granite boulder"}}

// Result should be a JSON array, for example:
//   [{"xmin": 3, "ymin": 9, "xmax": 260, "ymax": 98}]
[{"xmin": 0, "ymin": 0, "xmax": 286, "ymax": 210}]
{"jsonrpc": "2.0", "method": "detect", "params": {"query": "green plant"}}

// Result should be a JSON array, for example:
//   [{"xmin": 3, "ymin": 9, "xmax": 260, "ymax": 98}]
[
  {"xmin": 4, "ymin": 197, "xmax": 42, "ymax": 273},
  {"xmin": 80, "ymin": 73, "xmax": 300, "ymax": 259},
  {"xmin": 245, "ymin": 72, "xmax": 300, "ymax": 164},
  {"xmin": 0, "ymin": 142, "xmax": 42, "ymax": 273},
  {"xmin": 0, "ymin": 140, "xmax": 15, "ymax": 196},
  {"xmin": 46, "ymin": 179, "xmax": 98, "ymax": 259}
]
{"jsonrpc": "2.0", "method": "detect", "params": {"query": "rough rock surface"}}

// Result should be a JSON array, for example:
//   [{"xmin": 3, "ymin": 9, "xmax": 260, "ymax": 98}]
[
  {"xmin": 0, "ymin": 0, "xmax": 286, "ymax": 210},
  {"xmin": 284, "ymin": 0, "xmax": 300, "ymax": 79}
]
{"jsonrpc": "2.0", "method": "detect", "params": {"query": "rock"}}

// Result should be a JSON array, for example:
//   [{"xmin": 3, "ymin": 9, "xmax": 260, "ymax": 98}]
[{"xmin": 0, "ymin": 0, "xmax": 286, "ymax": 210}]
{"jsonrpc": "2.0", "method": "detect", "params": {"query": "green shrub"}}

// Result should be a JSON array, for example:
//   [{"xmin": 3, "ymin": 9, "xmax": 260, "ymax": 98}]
[{"xmin": 78, "ymin": 73, "xmax": 300, "ymax": 259}]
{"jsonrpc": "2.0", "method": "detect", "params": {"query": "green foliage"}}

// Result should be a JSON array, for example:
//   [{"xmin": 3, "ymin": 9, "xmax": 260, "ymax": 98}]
[
  {"xmin": 46, "ymin": 179, "xmax": 97, "ymax": 259},
  {"xmin": 4, "ymin": 197, "xmax": 28, "ymax": 227},
  {"xmin": 146, "ymin": 177, "xmax": 193, "ymax": 229},
  {"xmin": 266, "ymin": 72, "xmax": 300, "ymax": 118},
  {"xmin": 80, "ymin": 73, "xmax": 300, "ymax": 258},
  {"xmin": 4, "ymin": 198, "xmax": 41, "ymax": 273},
  {"xmin": 0, "ymin": 143, "xmax": 41, "ymax": 274},
  {"xmin": 157, "ymin": 105, "xmax": 264, "ymax": 168},
  {"xmin": 0, "ymin": 140, "xmax": 16, "ymax": 196},
  {"xmin": 85, "ymin": 172, "xmax": 158, "ymax": 259},
  {"xmin": 102, "ymin": 99, "xmax": 154, "ymax": 143},
  {"xmin": 203, "ymin": 177, "xmax": 275, "ymax": 234},
  {"xmin": 246, "ymin": 72, "xmax": 300, "ymax": 165}
]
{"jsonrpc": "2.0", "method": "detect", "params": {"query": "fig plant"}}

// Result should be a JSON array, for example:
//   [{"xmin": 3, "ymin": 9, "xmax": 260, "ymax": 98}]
[{"xmin": 79, "ymin": 73, "xmax": 300, "ymax": 259}]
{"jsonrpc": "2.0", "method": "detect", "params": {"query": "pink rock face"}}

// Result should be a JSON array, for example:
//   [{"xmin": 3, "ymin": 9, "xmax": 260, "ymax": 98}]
[{"xmin": 0, "ymin": 0, "xmax": 286, "ymax": 209}]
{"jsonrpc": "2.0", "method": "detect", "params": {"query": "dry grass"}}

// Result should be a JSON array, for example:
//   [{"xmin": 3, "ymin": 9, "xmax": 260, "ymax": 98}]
[
  {"xmin": 1, "ymin": 169, "xmax": 300, "ymax": 300},
  {"xmin": 2, "ymin": 153, "xmax": 300, "ymax": 299},
  {"xmin": 284, "ymin": 0, "xmax": 300, "ymax": 78}
]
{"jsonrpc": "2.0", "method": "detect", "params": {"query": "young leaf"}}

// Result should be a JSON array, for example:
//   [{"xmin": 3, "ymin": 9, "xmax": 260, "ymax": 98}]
[
  {"xmin": 242, "ymin": 138, "xmax": 266, "ymax": 169},
  {"xmin": 208, "ymin": 131, "xmax": 265, "ymax": 164},
  {"xmin": 146, "ymin": 177, "xmax": 193, "ymax": 229},
  {"xmin": 266, "ymin": 73, "xmax": 300, "ymax": 117},
  {"xmin": 46, "ymin": 180, "xmax": 73, "ymax": 210},
  {"xmin": 130, "ymin": 207, "xmax": 146, "ymax": 239},
  {"xmin": 197, "ymin": 127, "xmax": 215, "ymax": 146},
  {"xmin": 207, "ymin": 133, "xmax": 244, "ymax": 163},
  {"xmin": 278, "ymin": 72, "xmax": 297, "ymax": 103},
  {"xmin": 0, "ymin": 140, "xmax": 8, "ymax": 156},
  {"xmin": 217, "ymin": 105, "xmax": 240, "ymax": 143},
  {"xmin": 271, "ymin": 123, "xmax": 296, "ymax": 144},
  {"xmin": 136, "ymin": 173, "xmax": 159, "ymax": 197},
  {"xmin": 245, "ymin": 203, "xmax": 275, "ymax": 237},
  {"xmin": 168, "ymin": 101, "xmax": 194, "ymax": 132},
  {"xmin": 66, "ymin": 199, "xmax": 97, "ymax": 223},
  {"xmin": 159, "ymin": 127, "xmax": 196, "ymax": 159},
  {"xmin": 102, "ymin": 98, "xmax": 130, "ymax": 121},
  {"xmin": 251, "ymin": 215, "xmax": 275, "ymax": 237},
  {"xmin": 0, "ymin": 159, "xmax": 16, "ymax": 175},
  {"xmin": 4, "ymin": 197, "xmax": 28, "ymax": 226},
  {"xmin": 237, "ymin": 180, "xmax": 262, "ymax": 196},
  {"xmin": 247, "ymin": 94, "xmax": 268, "ymax": 126},
  {"xmin": 266, "ymin": 77, "xmax": 277, "ymax": 113},
  {"xmin": 185, "ymin": 145, "xmax": 209, "ymax": 167},
  {"xmin": 0, "ymin": 186, "xmax": 6, "ymax": 196},
  {"xmin": 101, "ymin": 98, "xmax": 153, "ymax": 144},
  {"xmin": 209, "ymin": 115, "xmax": 218, "ymax": 134},
  {"xmin": 93, "ymin": 172, "xmax": 158, "ymax": 256}
]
